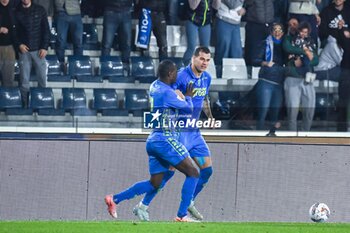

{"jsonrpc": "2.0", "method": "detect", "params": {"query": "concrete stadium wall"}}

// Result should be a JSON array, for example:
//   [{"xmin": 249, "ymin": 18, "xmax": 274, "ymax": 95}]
[{"xmin": 0, "ymin": 139, "xmax": 349, "ymax": 222}]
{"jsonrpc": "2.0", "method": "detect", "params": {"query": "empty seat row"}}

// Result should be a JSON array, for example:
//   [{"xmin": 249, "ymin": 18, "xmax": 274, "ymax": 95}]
[
  {"xmin": 44, "ymin": 55, "xmax": 184, "ymax": 83},
  {"xmin": 0, "ymin": 87, "xmax": 149, "ymax": 116}
]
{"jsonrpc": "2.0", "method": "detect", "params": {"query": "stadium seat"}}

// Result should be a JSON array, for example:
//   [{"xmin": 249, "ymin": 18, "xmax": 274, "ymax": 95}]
[
  {"xmin": 0, "ymin": 87, "xmax": 22, "ymax": 110},
  {"xmin": 82, "ymin": 23, "xmax": 100, "ymax": 50},
  {"xmin": 62, "ymin": 88, "xmax": 96, "ymax": 116},
  {"xmin": 130, "ymin": 56, "xmax": 155, "ymax": 77},
  {"xmin": 100, "ymin": 56, "xmax": 124, "ymax": 78},
  {"xmin": 30, "ymin": 87, "xmax": 65, "ymax": 116},
  {"xmin": 314, "ymin": 93, "xmax": 337, "ymax": 121},
  {"xmin": 46, "ymin": 55, "xmax": 62, "ymax": 75},
  {"xmin": 0, "ymin": 87, "xmax": 33, "ymax": 115},
  {"xmin": 93, "ymin": 88, "xmax": 118, "ymax": 110},
  {"xmin": 124, "ymin": 89, "xmax": 149, "ymax": 111},
  {"xmin": 93, "ymin": 89, "xmax": 129, "ymax": 116},
  {"xmin": 46, "ymin": 55, "xmax": 71, "ymax": 82},
  {"xmin": 68, "ymin": 55, "xmax": 101, "ymax": 82},
  {"xmin": 68, "ymin": 55, "xmax": 93, "ymax": 76},
  {"xmin": 62, "ymin": 88, "xmax": 87, "ymax": 110},
  {"xmin": 222, "ymin": 58, "xmax": 248, "ymax": 79}
]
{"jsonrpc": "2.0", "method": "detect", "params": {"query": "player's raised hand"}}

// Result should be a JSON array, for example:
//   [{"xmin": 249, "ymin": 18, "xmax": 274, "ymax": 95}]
[{"xmin": 185, "ymin": 82, "xmax": 194, "ymax": 97}]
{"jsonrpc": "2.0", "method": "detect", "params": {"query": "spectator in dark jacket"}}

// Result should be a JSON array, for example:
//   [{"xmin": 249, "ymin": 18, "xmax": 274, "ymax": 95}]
[
  {"xmin": 253, "ymin": 23, "xmax": 285, "ymax": 130},
  {"xmin": 319, "ymin": 0, "xmax": 350, "ymax": 45},
  {"xmin": 244, "ymin": 0, "xmax": 274, "ymax": 67},
  {"xmin": 0, "ymin": 0, "xmax": 18, "ymax": 87},
  {"xmin": 33, "ymin": 0, "xmax": 54, "ymax": 28},
  {"xmin": 16, "ymin": 0, "xmax": 49, "ymax": 106},
  {"xmin": 320, "ymin": 0, "xmax": 350, "ymax": 131}
]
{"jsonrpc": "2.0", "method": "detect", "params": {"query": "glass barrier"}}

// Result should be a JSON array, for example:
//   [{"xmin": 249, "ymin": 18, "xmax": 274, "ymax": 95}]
[{"xmin": 1, "ymin": 65, "xmax": 348, "ymax": 137}]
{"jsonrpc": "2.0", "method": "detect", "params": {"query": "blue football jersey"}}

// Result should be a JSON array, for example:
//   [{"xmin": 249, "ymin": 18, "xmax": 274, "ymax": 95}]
[
  {"xmin": 147, "ymin": 79, "xmax": 193, "ymax": 140},
  {"xmin": 174, "ymin": 65, "xmax": 212, "ymax": 121}
]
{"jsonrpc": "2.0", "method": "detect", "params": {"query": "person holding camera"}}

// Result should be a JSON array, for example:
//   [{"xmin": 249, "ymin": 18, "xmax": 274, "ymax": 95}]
[{"xmin": 283, "ymin": 20, "xmax": 319, "ymax": 131}]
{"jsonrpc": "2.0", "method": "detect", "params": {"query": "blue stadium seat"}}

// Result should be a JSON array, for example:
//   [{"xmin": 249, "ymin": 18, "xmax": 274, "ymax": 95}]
[
  {"xmin": 68, "ymin": 55, "xmax": 101, "ymax": 82},
  {"xmin": 124, "ymin": 89, "xmax": 149, "ymax": 111},
  {"xmin": 83, "ymin": 23, "xmax": 100, "ymax": 50},
  {"xmin": 315, "ymin": 93, "xmax": 337, "ymax": 121},
  {"xmin": 62, "ymin": 88, "xmax": 87, "ymax": 110},
  {"xmin": 62, "ymin": 88, "xmax": 96, "ymax": 116},
  {"xmin": 0, "ymin": 87, "xmax": 32, "ymax": 115},
  {"xmin": 93, "ymin": 88, "xmax": 118, "ymax": 110},
  {"xmin": 93, "ymin": 88, "xmax": 128, "ymax": 116},
  {"xmin": 100, "ymin": 56, "xmax": 124, "ymax": 78},
  {"xmin": 46, "ymin": 55, "xmax": 62, "ymax": 75},
  {"xmin": 130, "ymin": 56, "xmax": 155, "ymax": 77},
  {"xmin": 46, "ymin": 55, "xmax": 71, "ymax": 82},
  {"xmin": 68, "ymin": 55, "xmax": 93, "ymax": 77},
  {"xmin": 30, "ymin": 87, "xmax": 65, "ymax": 116},
  {"xmin": 0, "ymin": 87, "xmax": 22, "ymax": 110}
]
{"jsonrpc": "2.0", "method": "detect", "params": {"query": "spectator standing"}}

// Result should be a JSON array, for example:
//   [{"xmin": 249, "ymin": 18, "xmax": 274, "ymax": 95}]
[
  {"xmin": 182, "ymin": 0, "xmax": 221, "ymax": 65},
  {"xmin": 337, "ymin": 3, "xmax": 350, "ymax": 132},
  {"xmin": 101, "ymin": 0, "xmax": 133, "ymax": 72},
  {"xmin": 320, "ymin": 0, "xmax": 350, "ymax": 131},
  {"xmin": 244, "ymin": 0, "xmax": 274, "ymax": 68},
  {"xmin": 283, "ymin": 21, "xmax": 319, "ymax": 131},
  {"xmin": 274, "ymin": 0, "xmax": 289, "ymax": 24},
  {"xmin": 289, "ymin": 0, "xmax": 321, "ymax": 45},
  {"xmin": 0, "ymin": 0, "xmax": 18, "ymax": 87},
  {"xmin": 214, "ymin": 0, "xmax": 245, "ymax": 79},
  {"xmin": 16, "ymin": 0, "xmax": 50, "ymax": 106},
  {"xmin": 167, "ymin": 0, "xmax": 179, "ymax": 25},
  {"xmin": 33, "ymin": 0, "xmax": 54, "ymax": 28},
  {"xmin": 54, "ymin": 0, "xmax": 83, "ymax": 66},
  {"xmin": 253, "ymin": 23, "xmax": 285, "ymax": 130},
  {"xmin": 319, "ymin": 0, "xmax": 350, "ymax": 42},
  {"xmin": 136, "ymin": 0, "xmax": 168, "ymax": 60}
]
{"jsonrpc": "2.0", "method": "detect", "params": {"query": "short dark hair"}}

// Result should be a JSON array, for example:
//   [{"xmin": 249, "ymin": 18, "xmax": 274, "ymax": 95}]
[
  {"xmin": 298, "ymin": 21, "xmax": 311, "ymax": 33},
  {"xmin": 158, "ymin": 60, "xmax": 176, "ymax": 80},
  {"xmin": 193, "ymin": 46, "xmax": 211, "ymax": 57}
]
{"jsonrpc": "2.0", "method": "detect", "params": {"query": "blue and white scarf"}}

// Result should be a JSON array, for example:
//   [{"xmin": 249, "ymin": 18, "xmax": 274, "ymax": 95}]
[
  {"xmin": 265, "ymin": 35, "xmax": 282, "ymax": 62},
  {"xmin": 136, "ymin": 8, "xmax": 152, "ymax": 49}
]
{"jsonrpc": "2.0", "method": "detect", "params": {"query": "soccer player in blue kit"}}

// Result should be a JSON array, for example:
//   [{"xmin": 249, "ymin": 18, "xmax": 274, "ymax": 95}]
[
  {"xmin": 104, "ymin": 60, "xmax": 201, "ymax": 222},
  {"xmin": 134, "ymin": 47, "xmax": 214, "ymax": 221}
]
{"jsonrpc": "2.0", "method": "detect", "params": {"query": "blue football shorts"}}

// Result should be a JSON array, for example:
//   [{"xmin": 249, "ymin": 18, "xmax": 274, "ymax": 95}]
[
  {"xmin": 179, "ymin": 130, "xmax": 211, "ymax": 158},
  {"xmin": 146, "ymin": 137, "xmax": 190, "ymax": 175}
]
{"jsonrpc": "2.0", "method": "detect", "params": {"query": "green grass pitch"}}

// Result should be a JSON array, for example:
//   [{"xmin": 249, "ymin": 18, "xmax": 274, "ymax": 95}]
[{"xmin": 1, "ymin": 221, "xmax": 350, "ymax": 233}]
